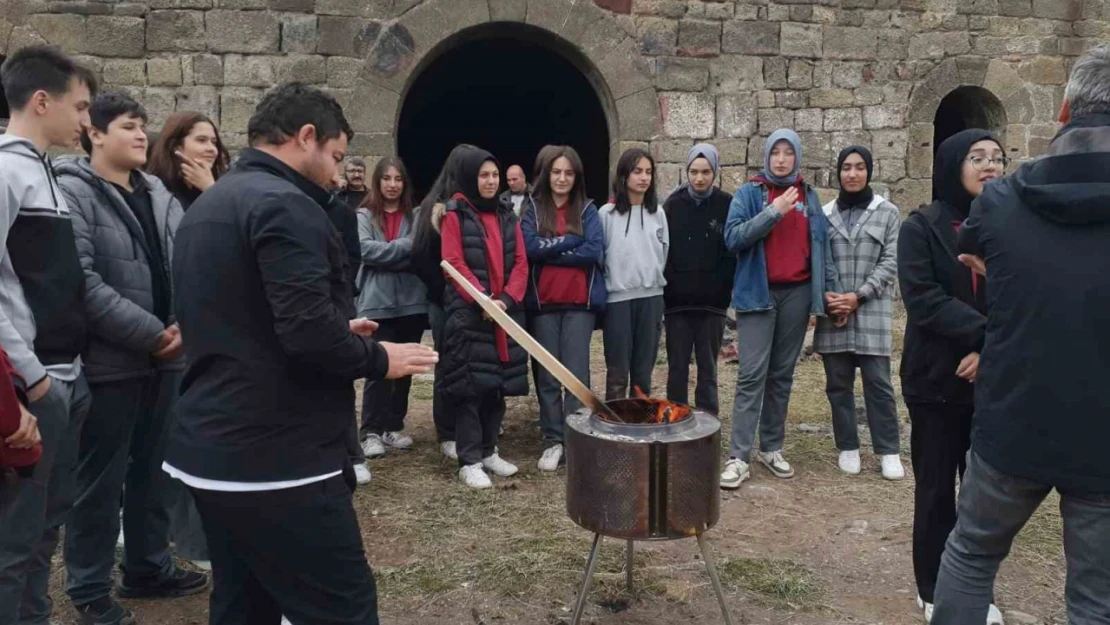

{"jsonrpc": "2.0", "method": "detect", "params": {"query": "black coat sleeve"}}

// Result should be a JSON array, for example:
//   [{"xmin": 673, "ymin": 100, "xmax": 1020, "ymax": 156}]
[
  {"xmin": 897, "ymin": 216, "xmax": 986, "ymax": 353},
  {"xmin": 251, "ymin": 194, "xmax": 389, "ymax": 381}
]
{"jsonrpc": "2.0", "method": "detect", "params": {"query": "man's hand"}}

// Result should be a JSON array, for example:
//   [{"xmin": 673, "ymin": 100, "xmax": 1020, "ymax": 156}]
[
  {"xmin": 27, "ymin": 377, "xmax": 51, "ymax": 403},
  {"xmin": 956, "ymin": 352, "xmax": 980, "ymax": 382},
  {"xmin": 958, "ymin": 254, "xmax": 987, "ymax": 277},
  {"xmin": 380, "ymin": 342, "xmax": 438, "ymax": 380},
  {"xmin": 154, "ymin": 324, "xmax": 183, "ymax": 361},
  {"xmin": 5, "ymin": 404, "xmax": 41, "ymax": 449},
  {"xmin": 771, "ymin": 186, "xmax": 800, "ymax": 216},
  {"xmin": 350, "ymin": 318, "xmax": 379, "ymax": 337}
]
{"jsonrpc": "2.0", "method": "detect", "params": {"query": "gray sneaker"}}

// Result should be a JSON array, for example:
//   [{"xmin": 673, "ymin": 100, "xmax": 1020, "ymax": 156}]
[
  {"xmin": 758, "ymin": 450, "xmax": 795, "ymax": 479},
  {"xmin": 75, "ymin": 597, "xmax": 136, "ymax": 625}
]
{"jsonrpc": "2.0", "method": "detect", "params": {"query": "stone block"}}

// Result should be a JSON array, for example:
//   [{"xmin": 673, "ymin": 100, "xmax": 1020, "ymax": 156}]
[
  {"xmin": 85, "ymin": 16, "xmax": 144, "ymax": 57},
  {"xmin": 317, "ymin": 17, "xmax": 382, "ymax": 57},
  {"xmin": 29, "ymin": 14, "xmax": 86, "ymax": 53},
  {"xmin": 983, "ymin": 58, "xmax": 1024, "ymax": 101},
  {"xmin": 956, "ymin": 0, "xmax": 997, "ymax": 14},
  {"xmin": 823, "ymin": 26, "xmax": 876, "ymax": 60},
  {"xmin": 633, "ymin": 0, "xmax": 687, "ymax": 18},
  {"xmin": 206, "ymin": 10, "xmax": 279, "ymax": 53},
  {"xmin": 338, "ymin": 82, "xmax": 398, "ymax": 133},
  {"xmin": 47, "ymin": 1, "xmax": 111, "ymax": 15},
  {"xmin": 175, "ymin": 85, "xmax": 219, "ymax": 121},
  {"xmin": 314, "ymin": 0, "xmax": 391, "ymax": 17},
  {"xmin": 716, "ymin": 138, "xmax": 748, "ymax": 165},
  {"xmin": 141, "ymin": 87, "xmax": 177, "ymax": 128},
  {"xmin": 795, "ymin": 108, "xmax": 823, "ymax": 131},
  {"xmin": 661, "ymin": 92, "xmax": 715, "ymax": 138},
  {"xmin": 220, "ymin": 88, "xmax": 263, "ymax": 133},
  {"xmin": 281, "ymin": 14, "xmax": 317, "ymax": 54},
  {"xmin": 854, "ymin": 86, "xmax": 884, "ymax": 106},
  {"xmin": 716, "ymin": 94, "xmax": 757, "ymax": 137},
  {"xmin": 882, "ymin": 82, "xmax": 913, "ymax": 104},
  {"xmin": 652, "ymin": 56, "xmax": 709, "ymax": 91},
  {"xmin": 877, "ymin": 28, "xmax": 908, "ymax": 59},
  {"xmin": 103, "ymin": 59, "xmax": 146, "ymax": 85},
  {"xmin": 147, "ymin": 57, "xmax": 182, "ymax": 86},
  {"xmin": 150, "ymin": 0, "xmax": 210, "ymax": 6},
  {"xmin": 362, "ymin": 22, "xmax": 416, "ymax": 84},
  {"xmin": 651, "ymin": 138, "xmax": 693, "ymax": 162},
  {"xmin": 721, "ymin": 20, "xmax": 779, "ymax": 56},
  {"xmin": 677, "ymin": 18, "xmax": 720, "ymax": 57},
  {"xmin": 489, "ymin": 0, "xmax": 527, "ymax": 21},
  {"xmin": 747, "ymin": 135, "xmax": 766, "ymax": 167},
  {"xmin": 1033, "ymin": 0, "xmax": 1079, "ymax": 18},
  {"xmin": 756, "ymin": 89, "xmax": 775, "ymax": 108},
  {"xmin": 616, "ymin": 89, "xmax": 662, "ymax": 141},
  {"xmin": 276, "ymin": 55, "xmax": 326, "ymax": 84},
  {"xmin": 223, "ymin": 55, "xmax": 275, "ymax": 87},
  {"xmin": 718, "ymin": 165, "xmax": 747, "ymax": 194},
  {"xmin": 758, "ymin": 107, "xmax": 794, "ymax": 134},
  {"xmin": 113, "ymin": 3, "xmax": 149, "ymax": 16},
  {"xmin": 906, "ymin": 123, "xmax": 933, "ymax": 178},
  {"xmin": 7, "ymin": 26, "xmax": 48, "ymax": 54},
  {"xmin": 147, "ymin": 10, "xmax": 206, "ymax": 52},
  {"xmin": 824, "ymin": 107, "xmax": 863, "ymax": 131},
  {"xmin": 636, "ymin": 16, "xmax": 678, "ymax": 55},
  {"xmin": 776, "ymin": 90, "xmax": 808, "ymax": 109},
  {"xmin": 832, "ymin": 62, "xmax": 866, "ymax": 88},
  {"xmin": 327, "ymin": 56, "xmax": 362, "ymax": 88},
  {"xmin": 890, "ymin": 178, "xmax": 931, "ymax": 214},
  {"xmin": 788, "ymin": 59, "xmax": 813, "ymax": 89},
  {"xmin": 656, "ymin": 162, "xmax": 683, "ymax": 196},
  {"xmin": 908, "ymin": 31, "xmax": 970, "ymax": 59},
  {"xmin": 797, "ymin": 131, "xmax": 832, "ymax": 167},
  {"xmin": 269, "ymin": 0, "xmax": 314, "ymax": 10},
  {"xmin": 763, "ymin": 56, "xmax": 788, "ymax": 89},
  {"xmin": 999, "ymin": 0, "xmax": 1032, "ymax": 15},
  {"xmin": 810, "ymin": 88, "xmax": 855, "ymax": 108},
  {"xmin": 863, "ymin": 104, "xmax": 906, "ymax": 129},
  {"xmin": 708, "ymin": 55, "xmax": 763, "ymax": 93},
  {"xmin": 780, "ymin": 22, "xmax": 821, "ymax": 58},
  {"xmin": 597, "ymin": 36, "xmax": 653, "ymax": 100},
  {"xmin": 1019, "ymin": 56, "xmax": 1068, "ymax": 85},
  {"xmin": 705, "ymin": 2, "xmax": 734, "ymax": 20},
  {"xmin": 871, "ymin": 128, "xmax": 908, "ymax": 159},
  {"xmin": 191, "ymin": 54, "xmax": 222, "ymax": 85},
  {"xmin": 875, "ymin": 158, "xmax": 906, "ymax": 183}
]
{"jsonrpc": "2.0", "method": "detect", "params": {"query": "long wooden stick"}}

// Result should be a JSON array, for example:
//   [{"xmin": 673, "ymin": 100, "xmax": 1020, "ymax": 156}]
[{"xmin": 440, "ymin": 260, "xmax": 617, "ymax": 420}]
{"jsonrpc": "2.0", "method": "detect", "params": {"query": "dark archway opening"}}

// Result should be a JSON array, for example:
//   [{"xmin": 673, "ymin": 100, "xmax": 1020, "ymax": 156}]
[
  {"xmin": 933, "ymin": 86, "xmax": 1007, "ymax": 158},
  {"xmin": 397, "ymin": 25, "xmax": 611, "ymax": 203},
  {"xmin": 0, "ymin": 55, "xmax": 9, "ymax": 127}
]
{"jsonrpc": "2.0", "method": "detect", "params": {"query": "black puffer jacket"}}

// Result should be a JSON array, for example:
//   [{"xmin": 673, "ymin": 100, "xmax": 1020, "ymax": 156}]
[{"xmin": 440, "ymin": 198, "xmax": 528, "ymax": 400}]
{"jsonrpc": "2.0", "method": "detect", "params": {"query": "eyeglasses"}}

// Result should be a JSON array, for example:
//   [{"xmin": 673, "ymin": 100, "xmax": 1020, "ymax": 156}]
[{"xmin": 966, "ymin": 155, "xmax": 1010, "ymax": 171}]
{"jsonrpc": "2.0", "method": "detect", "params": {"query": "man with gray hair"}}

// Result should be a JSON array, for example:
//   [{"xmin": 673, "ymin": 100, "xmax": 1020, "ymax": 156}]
[{"xmin": 931, "ymin": 45, "xmax": 1110, "ymax": 624}]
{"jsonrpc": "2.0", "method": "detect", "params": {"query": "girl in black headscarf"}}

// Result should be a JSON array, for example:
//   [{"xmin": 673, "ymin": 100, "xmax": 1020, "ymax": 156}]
[
  {"xmin": 897, "ymin": 128, "xmax": 1008, "ymax": 623},
  {"xmin": 439, "ymin": 148, "xmax": 530, "ymax": 489}
]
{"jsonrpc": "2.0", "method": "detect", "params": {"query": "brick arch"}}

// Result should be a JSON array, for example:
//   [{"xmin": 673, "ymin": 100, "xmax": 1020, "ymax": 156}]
[{"xmin": 344, "ymin": 0, "xmax": 659, "ymax": 167}]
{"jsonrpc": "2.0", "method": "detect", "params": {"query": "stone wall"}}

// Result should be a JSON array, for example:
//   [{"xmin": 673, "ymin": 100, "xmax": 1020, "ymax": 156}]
[{"xmin": 1, "ymin": 0, "xmax": 1106, "ymax": 209}]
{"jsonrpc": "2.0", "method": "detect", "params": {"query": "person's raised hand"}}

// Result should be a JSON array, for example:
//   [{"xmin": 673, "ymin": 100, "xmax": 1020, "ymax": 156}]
[
  {"xmin": 772, "ymin": 186, "xmax": 800, "ymax": 216},
  {"xmin": 380, "ymin": 342, "xmax": 438, "ymax": 380},
  {"xmin": 350, "ymin": 318, "xmax": 379, "ymax": 337},
  {"xmin": 5, "ymin": 404, "xmax": 40, "ymax": 450},
  {"xmin": 958, "ymin": 254, "xmax": 987, "ymax": 277},
  {"xmin": 956, "ymin": 352, "xmax": 980, "ymax": 382},
  {"xmin": 176, "ymin": 151, "xmax": 216, "ymax": 192}
]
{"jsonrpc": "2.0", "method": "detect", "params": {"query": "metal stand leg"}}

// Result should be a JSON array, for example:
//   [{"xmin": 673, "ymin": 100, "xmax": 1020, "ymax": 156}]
[
  {"xmin": 625, "ymin": 540, "xmax": 635, "ymax": 593},
  {"xmin": 571, "ymin": 533, "xmax": 603, "ymax": 625},
  {"xmin": 697, "ymin": 533, "xmax": 735, "ymax": 625}
]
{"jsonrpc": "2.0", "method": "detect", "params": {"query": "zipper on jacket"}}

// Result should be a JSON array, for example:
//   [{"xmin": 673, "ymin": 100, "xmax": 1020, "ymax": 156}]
[{"xmin": 39, "ymin": 153, "xmax": 61, "ymax": 214}]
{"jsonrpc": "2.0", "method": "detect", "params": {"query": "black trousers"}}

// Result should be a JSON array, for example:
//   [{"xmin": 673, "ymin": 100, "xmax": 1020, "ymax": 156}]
[
  {"xmin": 359, "ymin": 315, "xmax": 426, "ymax": 436},
  {"xmin": 455, "ymin": 391, "xmax": 505, "ymax": 467},
  {"xmin": 664, "ymin": 311, "xmax": 725, "ymax": 414},
  {"xmin": 428, "ymin": 303, "xmax": 453, "ymax": 442},
  {"xmin": 909, "ymin": 402, "xmax": 974, "ymax": 604},
  {"xmin": 190, "ymin": 474, "xmax": 378, "ymax": 625}
]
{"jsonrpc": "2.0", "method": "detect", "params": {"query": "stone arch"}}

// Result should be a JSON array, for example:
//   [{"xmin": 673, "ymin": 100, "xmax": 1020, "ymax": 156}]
[
  {"xmin": 932, "ymin": 86, "xmax": 1007, "ymax": 158},
  {"xmin": 345, "ymin": 0, "xmax": 659, "ymax": 183}
]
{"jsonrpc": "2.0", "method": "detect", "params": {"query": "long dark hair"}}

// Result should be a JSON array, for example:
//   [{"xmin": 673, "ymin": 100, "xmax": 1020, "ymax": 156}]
[
  {"xmin": 146, "ymin": 111, "xmax": 230, "ymax": 197},
  {"xmin": 531, "ymin": 145, "xmax": 586, "ymax": 237},
  {"xmin": 612, "ymin": 148, "xmax": 658, "ymax": 215},
  {"xmin": 413, "ymin": 143, "xmax": 479, "ymax": 251},
  {"xmin": 359, "ymin": 156, "xmax": 413, "ymax": 230}
]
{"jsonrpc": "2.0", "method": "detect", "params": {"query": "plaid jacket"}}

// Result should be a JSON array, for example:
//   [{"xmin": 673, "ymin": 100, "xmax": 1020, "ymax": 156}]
[{"xmin": 814, "ymin": 195, "xmax": 900, "ymax": 356}]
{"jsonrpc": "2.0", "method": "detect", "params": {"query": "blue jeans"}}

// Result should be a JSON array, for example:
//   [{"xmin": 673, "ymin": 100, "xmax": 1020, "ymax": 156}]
[
  {"xmin": 933, "ymin": 451, "xmax": 1110, "ymax": 624},
  {"xmin": 0, "ymin": 374, "xmax": 91, "ymax": 625}
]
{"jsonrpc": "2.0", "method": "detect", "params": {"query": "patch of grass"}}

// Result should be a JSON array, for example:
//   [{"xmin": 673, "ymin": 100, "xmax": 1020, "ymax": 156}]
[
  {"xmin": 717, "ymin": 556, "xmax": 823, "ymax": 610},
  {"xmin": 409, "ymin": 378, "xmax": 435, "ymax": 401}
]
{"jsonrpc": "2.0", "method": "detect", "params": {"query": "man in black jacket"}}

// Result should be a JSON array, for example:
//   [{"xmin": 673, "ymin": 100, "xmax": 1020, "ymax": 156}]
[
  {"xmin": 932, "ymin": 45, "xmax": 1110, "ymax": 625},
  {"xmin": 164, "ymin": 83, "xmax": 436, "ymax": 625}
]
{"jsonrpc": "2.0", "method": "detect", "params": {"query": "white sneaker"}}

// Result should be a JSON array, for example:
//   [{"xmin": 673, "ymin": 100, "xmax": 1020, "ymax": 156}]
[
  {"xmin": 839, "ymin": 450, "xmax": 862, "ymax": 475},
  {"xmin": 190, "ymin": 560, "xmax": 212, "ymax": 571},
  {"xmin": 881, "ymin": 454, "xmax": 906, "ymax": 480},
  {"xmin": 917, "ymin": 595, "xmax": 934, "ymax": 623},
  {"xmin": 382, "ymin": 431, "xmax": 413, "ymax": 449},
  {"xmin": 353, "ymin": 463, "xmax": 372, "ymax": 485},
  {"xmin": 987, "ymin": 604, "xmax": 1004, "ymax": 625},
  {"xmin": 758, "ymin": 450, "xmax": 795, "ymax": 478},
  {"xmin": 361, "ymin": 434, "xmax": 386, "ymax": 458},
  {"xmin": 482, "ymin": 453, "xmax": 519, "ymax": 477},
  {"xmin": 537, "ymin": 444, "xmax": 564, "ymax": 472},
  {"xmin": 720, "ymin": 458, "xmax": 750, "ymax": 489},
  {"xmin": 441, "ymin": 441, "xmax": 458, "ymax": 460},
  {"xmin": 459, "ymin": 463, "xmax": 492, "ymax": 489},
  {"xmin": 281, "ymin": 616, "xmax": 293, "ymax": 625}
]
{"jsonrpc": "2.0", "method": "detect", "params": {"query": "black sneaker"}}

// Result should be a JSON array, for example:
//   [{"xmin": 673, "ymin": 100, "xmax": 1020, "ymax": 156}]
[
  {"xmin": 75, "ymin": 597, "xmax": 137, "ymax": 625},
  {"xmin": 118, "ymin": 566, "xmax": 208, "ymax": 599}
]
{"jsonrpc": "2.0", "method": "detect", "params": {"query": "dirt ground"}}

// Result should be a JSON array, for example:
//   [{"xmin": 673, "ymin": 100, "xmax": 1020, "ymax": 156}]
[{"xmin": 46, "ymin": 319, "xmax": 1067, "ymax": 625}]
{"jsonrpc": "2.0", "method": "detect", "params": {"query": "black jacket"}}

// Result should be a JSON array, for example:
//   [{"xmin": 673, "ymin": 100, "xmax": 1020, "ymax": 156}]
[
  {"xmin": 958, "ymin": 115, "xmax": 1110, "ymax": 494},
  {"xmin": 662, "ymin": 187, "xmax": 735, "ymax": 313},
  {"xmin": 325, "ymin": 193, "xmax": 360, "ymax": 291},
  {"xmin": 167, "ymin": 149, "xmax": 389, "ymax": 482},
  {"xmin": 411, "ymin": 204, "xmax": 446, "ymax": 307}
]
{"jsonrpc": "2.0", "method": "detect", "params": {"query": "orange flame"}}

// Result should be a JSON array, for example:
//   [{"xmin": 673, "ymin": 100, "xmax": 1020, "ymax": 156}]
[{"xmin": 631, "ymin": 387, "xmax": 692, "ymax": 424}]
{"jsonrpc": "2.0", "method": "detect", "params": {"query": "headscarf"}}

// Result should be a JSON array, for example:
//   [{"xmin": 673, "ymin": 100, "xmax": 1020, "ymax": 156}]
[
  {"xmin": 681, "ymin": 142, "xmax": 720, "ymax": 203},
  {"xmin": 453, "ymin": 148, "xmax": 501, "ymax": 213},
  {"xmin": 835, "ymin": 145, "xmax": 874, "ymax": 210},
  {"xmin": 761, "ymin": 129, "xmax": 803, "ymax": 187},
  {"xmin": 932, "ymin": 129, "xmax": 1003, "ymax": 219}
]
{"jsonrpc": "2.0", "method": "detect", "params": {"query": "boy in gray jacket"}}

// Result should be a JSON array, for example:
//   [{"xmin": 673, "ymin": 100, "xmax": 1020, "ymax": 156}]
[{"xmin": 0, "ymin": 46, "xmax": 96, "ymax": 625}]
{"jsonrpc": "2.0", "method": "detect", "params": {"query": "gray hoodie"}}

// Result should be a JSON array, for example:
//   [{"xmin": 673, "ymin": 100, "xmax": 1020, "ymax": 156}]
[
  {"xmin": 598, "ymin": 203, "xmax": 669, "ymax": 303},
  {"xmin": 0, "ymin": 134, "xmax": 87, "ymax": 386}
]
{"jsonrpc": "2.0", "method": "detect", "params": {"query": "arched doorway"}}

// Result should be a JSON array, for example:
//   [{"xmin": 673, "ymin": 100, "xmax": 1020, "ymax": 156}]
[
  {"xmin": 397, "ymin": 24, "xmax": 611, "ymax": 203},
  {"xmin": 932, "ymin": 86, "xmax": 1007, "ymax": 157}
]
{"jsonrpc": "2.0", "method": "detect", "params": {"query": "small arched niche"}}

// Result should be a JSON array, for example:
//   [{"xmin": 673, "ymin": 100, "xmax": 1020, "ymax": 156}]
[{"xmin": 932, "ymin": 86, "xmax": 1008, "ymax": 157}]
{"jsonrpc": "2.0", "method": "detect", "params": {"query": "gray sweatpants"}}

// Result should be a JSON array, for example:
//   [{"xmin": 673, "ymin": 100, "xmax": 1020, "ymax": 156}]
[
  {"xmin": 728, "ymin": 283, "xmax": 811, "ymax": 461},
  {"xmin": 933, "ymin": 452, "xmax": 1110, "ymax": 625},
  {"xmin": 603, "ymin": 296, "xmax": 664, "ymax": 400},
  {"xmin": 822, "ymin": 352, "xmax": 900, "ymax": 455},
  {"xmin": 530, "ymin": 311, "xmax": 595, "ymax": 443}
]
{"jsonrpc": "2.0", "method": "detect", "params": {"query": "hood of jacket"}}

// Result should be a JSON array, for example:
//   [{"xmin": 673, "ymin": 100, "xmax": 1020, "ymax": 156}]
[
  {"xmin": 1011, "ymin": 119, "xmax": 1110, "ymax": 226},
  {"xmin": 54, "ymin": 156, "xmax": 180, "ymax": 237},
  {"xmin": 0, "ymin": 134, "xmax": 65, "ymax": 214}
]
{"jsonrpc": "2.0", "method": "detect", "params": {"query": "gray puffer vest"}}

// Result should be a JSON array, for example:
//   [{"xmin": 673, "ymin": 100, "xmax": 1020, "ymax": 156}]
[{"xmin": 55, "ymin": 157, "xmax": 184, "ymax": 382}]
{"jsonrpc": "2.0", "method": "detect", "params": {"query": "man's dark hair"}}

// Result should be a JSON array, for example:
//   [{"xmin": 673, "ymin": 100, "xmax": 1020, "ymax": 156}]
[
  {"xmin": 247, "ymin": 82, "xmax": 353, "ymax": 148},
  {"xmin": 1, "ymin": 45, "xmax": 98, "ymax": 112},
  {"xmin": 79, "ymin": 91, "xmax": 147, "ymax": 154}
]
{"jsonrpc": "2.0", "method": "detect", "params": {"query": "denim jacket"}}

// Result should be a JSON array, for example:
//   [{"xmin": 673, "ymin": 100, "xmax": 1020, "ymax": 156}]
[{"xmin": 724, "ymin": 181, "xmax": 840, "ymax": 315}]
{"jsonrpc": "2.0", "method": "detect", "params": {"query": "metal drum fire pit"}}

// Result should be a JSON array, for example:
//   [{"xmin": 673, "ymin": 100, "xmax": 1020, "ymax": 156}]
[{"xmin": 564, "ymin": 398, "xmax": 733, "ymax": 624}]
